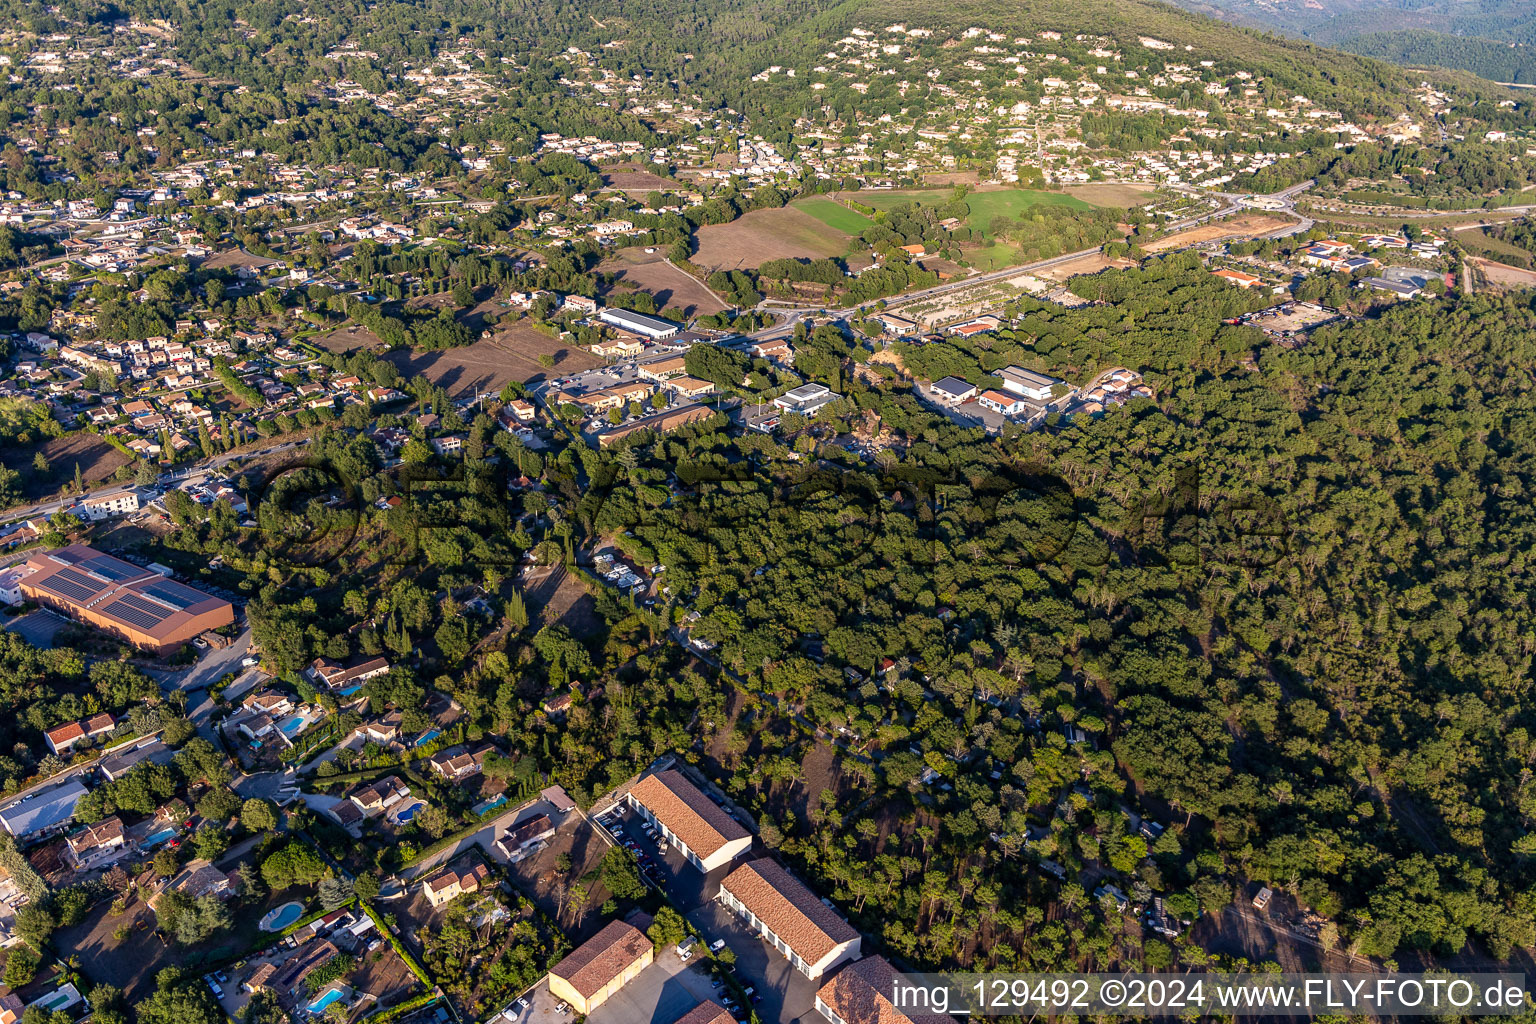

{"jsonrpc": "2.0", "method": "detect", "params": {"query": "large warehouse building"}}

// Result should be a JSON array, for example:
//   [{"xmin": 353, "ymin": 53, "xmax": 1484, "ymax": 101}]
[
  {"xmin": 20, "ymin": 545, "xmax": 234, "ymax": 654},
  {"xmin": 598, "ymin": 308, "xmax": 681, "ymax": 340}
]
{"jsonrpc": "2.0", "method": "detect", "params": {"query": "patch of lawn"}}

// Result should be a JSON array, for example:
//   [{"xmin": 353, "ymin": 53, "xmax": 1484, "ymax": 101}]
[{"xmin": 792, "ymin": 196, "xmax": 875, "ymax": 234}]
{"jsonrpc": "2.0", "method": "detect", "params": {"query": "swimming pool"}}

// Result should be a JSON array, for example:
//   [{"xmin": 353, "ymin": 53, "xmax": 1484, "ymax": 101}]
[
  {"xmin": 414, "ymin": 729, "xmax": 441, "ymax": 747},
  {"xmin": 306, "ymin": 985, "xmax": 349, "ymax": 1014},
  {"xmin": 279, "ymin": 716, "xmax": 306, "ymax": 737},
  {"xmin": 338, "ymin": 685, "xmax": 363, "ymax": 696},
  {"xmin": 144, "ymin": 827, "xmax": 176, "ymax": 847},
  {"xmin": 473, "ymin": 794, "xmax": 507, "ymax": 816},
  {"xmin": 394, "ymin": 801, "xmax": 424, "ymax": 824},
  {"xmin": 259, "ymin": 901, "xmax": 305, "ymax": 932}
]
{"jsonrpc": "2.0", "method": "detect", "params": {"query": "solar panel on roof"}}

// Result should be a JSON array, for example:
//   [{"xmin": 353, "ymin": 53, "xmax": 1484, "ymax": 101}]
[
  {"xmin": 140, "ymin": 581, "xmax": 207, "ymax": 611},
  {"xmin": 55, "ymin": 567, "xmax": 107, "ymax": 594},
  {"xmin": 103, "ymin": 599, "xmax": 170, "ymax": 632},
  {"xmin": 42, "ymin": 570, "xmax": 106, "ymax": 603},
  {"xmin": 114, "ymin": 593, "xmax": 172, "ymax": 623},
  {"xmin": 82, "ymin": 556, "xmax": 142, "ymax": 582}
]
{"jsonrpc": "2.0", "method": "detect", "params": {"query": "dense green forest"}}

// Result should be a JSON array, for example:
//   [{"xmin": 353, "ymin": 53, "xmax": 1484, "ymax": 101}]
[
  {"xmin": 133, "ymin": 254, "xmax": 1536, "ymax": 974},
  {"xmin": 1341, "ymin": 31, "xmax": 1536, "ymax": 84}
]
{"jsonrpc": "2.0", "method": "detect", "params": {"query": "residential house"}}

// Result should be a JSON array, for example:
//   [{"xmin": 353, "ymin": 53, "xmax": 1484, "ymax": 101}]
[
  {"xmin": 349, "ymin": 776, "xmax": 410, "ymax": 816},
  {"xmin": 494, "ymin": 813, "xmax": 554, "ymax": 863},
  {"xmin": 428, "ymin": 745, "xmax": 492, "ymax": 782},
  {"xmin": 44, "ymin": 712, "xmax": 115, "ymax": 755},
  {"xmin": 65, "ymin": 816, "xmax": 129, "ymax": 869},
  {"xmin": 422, "ymin": 861, "xmax": 491, "ymax": 908},
  {"xmin": 306, "ymin": 656, "xmax": 390, "ymax": 693}
]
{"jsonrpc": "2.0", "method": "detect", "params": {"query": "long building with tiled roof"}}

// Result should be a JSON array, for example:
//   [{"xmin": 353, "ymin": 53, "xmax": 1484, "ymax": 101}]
[
  {"xmin": 626, "ymin": 769, "xmax": 751, "ymax": 873},
  {"xmin": 815, "ymin": 955, "xmax": 954, "ymax": 1024},
  {"xmin": 719, "ymin": 857, "xmax": 861, "ymax": 979},
  {"xmin": 671, "ymin": 1001, "xmax": 735, "ymax": 1024}
]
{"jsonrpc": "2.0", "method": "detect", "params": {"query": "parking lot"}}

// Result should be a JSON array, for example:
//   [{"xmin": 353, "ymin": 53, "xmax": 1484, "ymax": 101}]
[
  {"xmin": 506, "ymin": 952, "xmax": 726, "ymax": 1024},
  {"xmin": 592, "ymin": 802, "xmax": 818, "ymax": 1024}
]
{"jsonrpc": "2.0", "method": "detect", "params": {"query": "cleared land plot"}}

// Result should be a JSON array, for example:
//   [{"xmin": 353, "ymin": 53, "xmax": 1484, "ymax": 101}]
[
  {"xmin": 1469, "ymin": 256, "xmax": 1536, "ymax": 289},
  {"xmin": 791, "ymin": 196, "xmax": 875, "ymax": 234},
  {"xmin": 1144, "ymin": 214, "xmax": 1297, "ymax": 252},
  {"xmin": 3, "ymin": 433, "xmax": 132, "ymax": 501},
  {"xmin": 597, "ymin": 249, "xmax": 729, "ymax": 317},
  {"xmin": 692, "ymin": 206, "xmax": 850, "ymax": 271},
  {"xmin": 1065, "ymin": 182, "xmax": 1156, "ymax": 207},
  {"xmin": 1038, "ymin": 252, "xmax": 1139, "ymax": 283},
  {"xmin": 384, "ymin": 324, "xmax": 601, "ymax": 397},
  {"xmin": 311, "ymin": 324, "xmax": 383, "ymax": 353}
]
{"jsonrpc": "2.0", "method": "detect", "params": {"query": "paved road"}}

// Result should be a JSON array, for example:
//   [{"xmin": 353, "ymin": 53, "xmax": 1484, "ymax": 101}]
[{"xmin": 742, "ymin": 180, "xmax": 1318, "ymax": 337}]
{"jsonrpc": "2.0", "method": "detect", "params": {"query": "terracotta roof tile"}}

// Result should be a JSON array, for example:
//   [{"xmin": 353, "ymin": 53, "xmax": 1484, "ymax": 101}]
[
  {"xmin": 550, "ymin": 919, "xmax": 651, "ymax": 999},
  {"xmin": 670, "ymin": 1001, "xmax": 735, "ymax": 1024},
  {"xmin": 628, "ymin": 770, "xmax": 747, "ymax": 859},
  {"xmin": 815, "ymin": 956, "xmax": 952, "ymax": 1024},
  {"xmin": 720, "ymin": 858, "xmax": 857, "ymax": 966}
]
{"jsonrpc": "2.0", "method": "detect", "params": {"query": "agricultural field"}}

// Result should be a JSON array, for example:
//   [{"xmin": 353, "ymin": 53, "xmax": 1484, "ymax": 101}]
[
  {"xmin": 791, "ymin": 196, "xmax": 875, "ymax": 234},
  {"xmin": 843, "ymin": 186, "xmax": 1094, "ymax": 239},
  {"xmin": 692, "ymin": 205, "xmax": 851, "ymax": 271},
  {"xmin": 1064, "ymin": 182, "xmax": 1157, "ymax": 208},
  {"xmin": 963, "ymin": 189, "xmax": 1093, "ymax": 238},
  {"xmin": 597, "ymin": 248, "xmax": 730, "ymax": 317},
  {"xmin": 384, "ymin": 322, "xmax": 601, "ymax": 398}
]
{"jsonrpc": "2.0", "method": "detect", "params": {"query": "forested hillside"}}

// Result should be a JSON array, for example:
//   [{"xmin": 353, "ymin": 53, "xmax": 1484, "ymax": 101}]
[
  {"xmin": 1341, "ymin": 31, "xmax": 1536, "ymax": 84},
  {"xmin": 1166, "ymin": 0, "xmax": 1536, "ymax": 81}
]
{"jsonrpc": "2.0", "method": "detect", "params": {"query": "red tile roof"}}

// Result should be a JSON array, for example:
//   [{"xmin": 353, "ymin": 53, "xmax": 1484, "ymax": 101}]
[
  {"xmin": 816, "ymin": 956, "xmax": 952, "ymax": 1024},
  {"xmin": 670, "ymin": 1001, "xmax": 735, "ymax": 1024},
  {"xmin": 720, "ymin": 858, "xmax": 858, "ymax": 966},
  {"xmin": 550, "ymin": 919, "xmax": 651, "ymax": 998},
  {"xmin": 628, "ymin": 770, "xmax": 747, "ymax": 859}
]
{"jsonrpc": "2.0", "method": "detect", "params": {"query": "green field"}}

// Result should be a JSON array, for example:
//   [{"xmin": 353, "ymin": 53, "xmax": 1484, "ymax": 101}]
[
  {"xmin": 843, "ymin": 188, "xmax": 1093, "ymax": 240},
  {"xmin": 963, "ymin": 190, "xmax": 1092, "ymax": 239},
  {"xmin": 791, "ymin": 196, "xmax": 875, "ymax": 234}
]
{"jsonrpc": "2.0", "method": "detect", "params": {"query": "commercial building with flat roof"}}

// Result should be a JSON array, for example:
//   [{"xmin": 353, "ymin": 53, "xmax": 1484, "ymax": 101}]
[
  {"xmin": 599, "ymin": 308, "xmax": 681, "ymax": 340},
  {"xmin": 548, "ymin": 919, "xmax": 653, "ymax": 1014},
  {"xmin": 19, "ymin": 545, "xmax": 234, "ymax": 654},
  {"xmin": 627, "ymin": 769, "xmax": 751, "ymax": 873},
  {"xmin": 719, "ymin": 858, "xmax": 861, "ymax": 979}
]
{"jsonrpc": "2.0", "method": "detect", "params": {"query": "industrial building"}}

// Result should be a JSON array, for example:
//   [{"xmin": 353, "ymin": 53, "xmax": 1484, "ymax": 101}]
[
  {"xmin": 598, "ymin": 308, "xmax": 682, "ymax": 340},
  {"xmin": 18, "ymin": 545, "xmax": 234, "ymax": 654}
]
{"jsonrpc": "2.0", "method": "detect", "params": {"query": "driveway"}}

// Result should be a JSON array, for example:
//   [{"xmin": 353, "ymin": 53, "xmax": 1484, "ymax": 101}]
[{"xmin": 162, "ymin": 627, "xmax": 254, "ymax": 691}]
